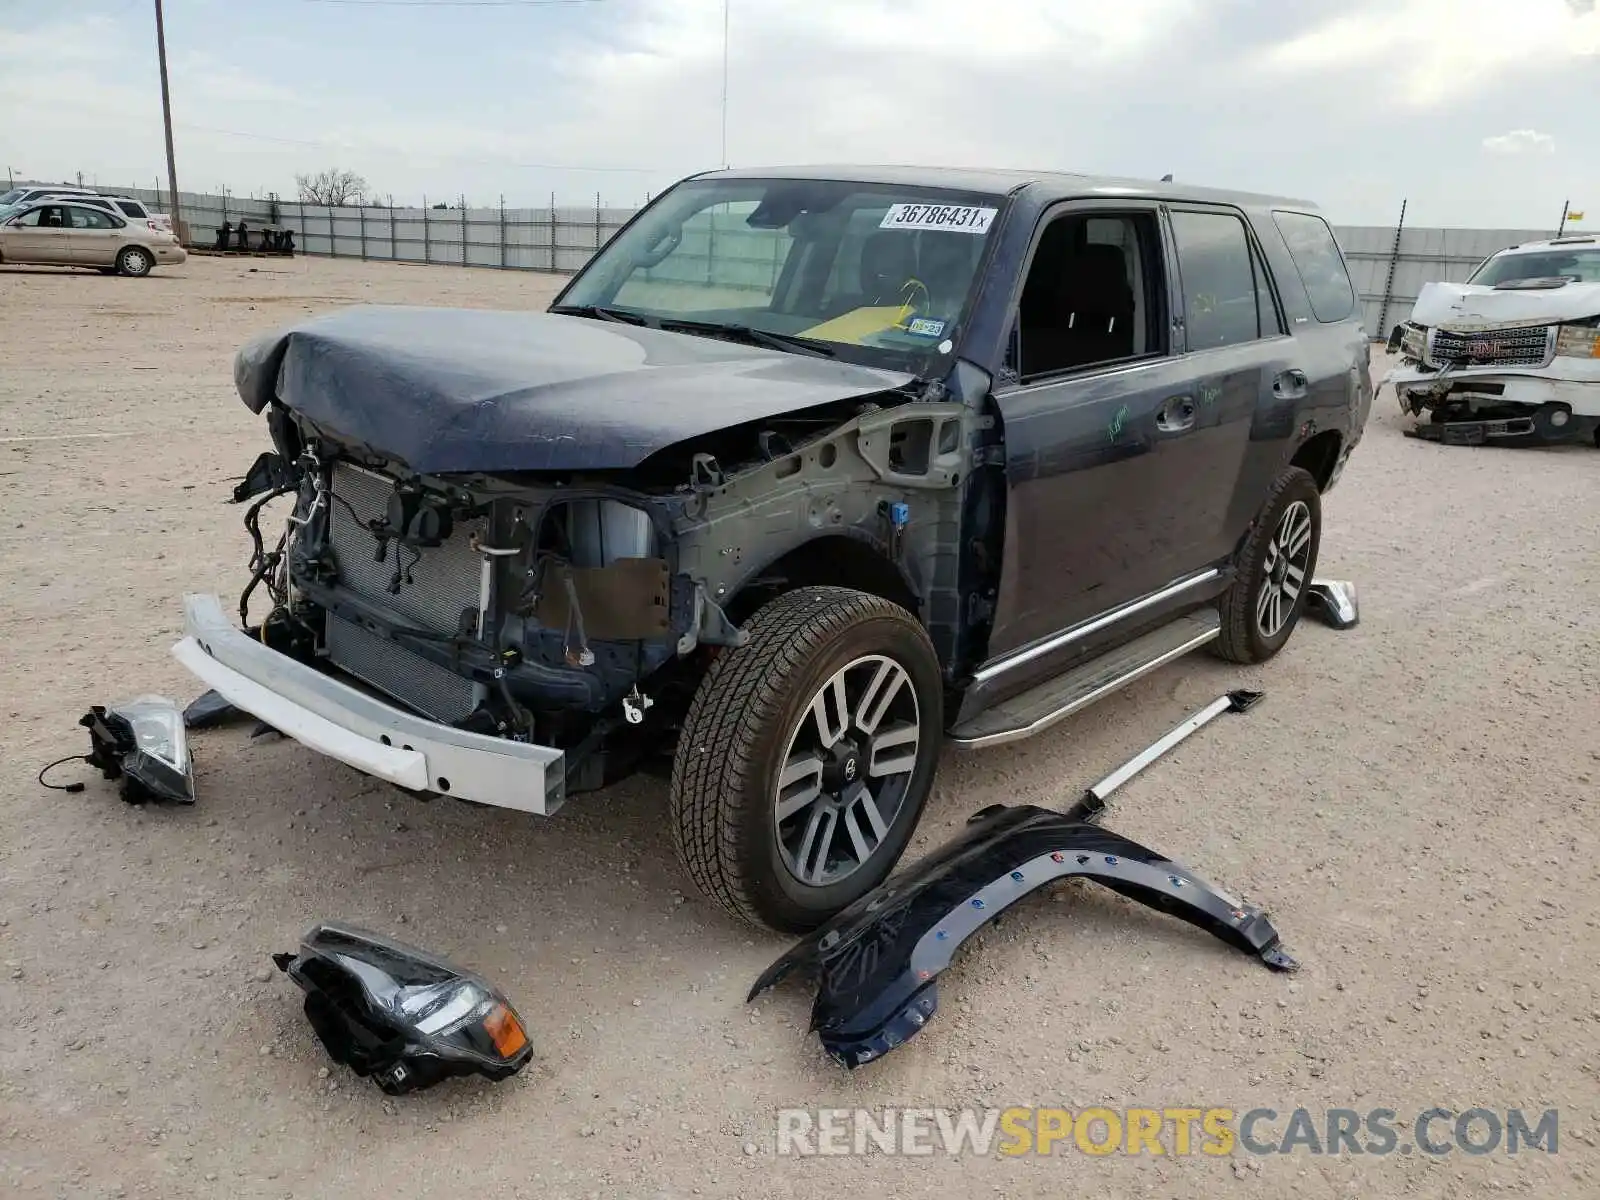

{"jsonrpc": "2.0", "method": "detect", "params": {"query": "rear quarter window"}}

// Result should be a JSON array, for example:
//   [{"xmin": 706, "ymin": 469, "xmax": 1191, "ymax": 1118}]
[{"xmin": 1272, "ymin": 211, "xmax": 1355, "ymax": 323}]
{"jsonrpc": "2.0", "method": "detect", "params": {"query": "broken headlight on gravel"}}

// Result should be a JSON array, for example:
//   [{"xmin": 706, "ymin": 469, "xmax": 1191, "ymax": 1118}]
[
  {"xmin": 80, "ymin": 695, "xmax": 195, "ymax": 804},
  {"xmin": 273, "ymin": 922, "xmax": 532, "ymax": 1095}
]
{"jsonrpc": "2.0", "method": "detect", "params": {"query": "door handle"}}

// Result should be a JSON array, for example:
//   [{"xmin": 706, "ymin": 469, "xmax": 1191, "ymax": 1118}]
[
  {"xmin": 1155, "ymin": 394, "xmax": 1196, "ymax": 433},
  {"xmin": 1273, "ymin": 369, "xmax": 1309, "ymax": 400}
]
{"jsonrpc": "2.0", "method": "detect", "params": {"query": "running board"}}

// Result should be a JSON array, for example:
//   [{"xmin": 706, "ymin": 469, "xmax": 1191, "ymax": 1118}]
[{"xmin": 948, "ymin": 611, "xmax": 1221, "ymax": 750}]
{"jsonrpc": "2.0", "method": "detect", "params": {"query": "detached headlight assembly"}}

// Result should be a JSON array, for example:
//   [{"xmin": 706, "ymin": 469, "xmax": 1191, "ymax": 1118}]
[
  {"xmin": 80, "ymin": 695, "xmax": 195, "ymax": 804},
  {"xmin": 274, "ymin": 923, "xmax": 532, "ymax": 1095}
]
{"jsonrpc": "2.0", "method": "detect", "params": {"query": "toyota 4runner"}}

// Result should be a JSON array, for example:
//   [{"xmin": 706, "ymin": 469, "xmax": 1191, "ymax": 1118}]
[{"xmin": 176, "ymin": 166, "xmax": 1372, "ymax": 932}]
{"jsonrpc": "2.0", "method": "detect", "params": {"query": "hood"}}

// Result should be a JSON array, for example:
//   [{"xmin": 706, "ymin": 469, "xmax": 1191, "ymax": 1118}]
[
  {"xmin": 234, "ymin": 306, "xmax": 916, "ymax": 474},
  {"xmin": 1410, "ymin": 279, "xmax": 1600, "ymax": 328}
]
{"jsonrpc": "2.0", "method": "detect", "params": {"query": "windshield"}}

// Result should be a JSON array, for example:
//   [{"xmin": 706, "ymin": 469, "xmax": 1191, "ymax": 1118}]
[
  {"xmin": 1469, "ymin": 246, "xmax": 1600, "ymax": 286},
  {"xmin": 0, "ymin": 189, "xmax": 23, "ymax": 206},
  {"xmin": 555, "ymin": 177, "xmax": 1005, "ymax": 368}
]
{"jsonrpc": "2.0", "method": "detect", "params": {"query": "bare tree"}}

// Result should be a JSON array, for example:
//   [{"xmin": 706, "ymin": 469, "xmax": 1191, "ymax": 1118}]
[{"xmin": 295, "ymin": 168, "xmax": 368, "ymax": 206}]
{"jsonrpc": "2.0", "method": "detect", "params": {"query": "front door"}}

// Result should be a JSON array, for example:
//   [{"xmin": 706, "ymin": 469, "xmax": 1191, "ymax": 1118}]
[
  {"xmin": 0, "ymin": 205, "xmax": 74, "ymax": 264},
  {"xmin": 987, "ymin": 202, "xmax": 1250, "ymax": 659}
]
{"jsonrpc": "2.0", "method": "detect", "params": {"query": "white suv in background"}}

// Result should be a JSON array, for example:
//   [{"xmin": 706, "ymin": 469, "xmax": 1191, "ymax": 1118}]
[
  {"xmin": 31, "ymin": 192, "xmax": 173, "ymax": 234},
  {"xmin": 0, "ymin": 184, "xmax": 100, "ymax": 209}
]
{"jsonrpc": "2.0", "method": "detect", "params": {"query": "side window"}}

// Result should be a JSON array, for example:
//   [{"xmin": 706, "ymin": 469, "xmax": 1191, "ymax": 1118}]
[
  {"xmin": 1170, "ymin": 210, "xmax": 1261, "ymax": 351},
  {"xmin": 117, "ymin": 201, "xmax": 148, "ymax": 219},
  {"xmin": 11, "ymin": 208, "xmax": 44, "ymax": 227},
  {"xmin": 1010, "ymin": 210, "xmax": 1163, "ymax": 380},
  {"xmin": 68, "ymin": 207, "xmax": 116, "ymax": 230},
  {"xmin": 1252, "ymin": 239, "xmax": 1285, "ymax": 336},
  {"xmin": 1272, "ymin": 211, "xmax": 1354, "ymax": 323}
]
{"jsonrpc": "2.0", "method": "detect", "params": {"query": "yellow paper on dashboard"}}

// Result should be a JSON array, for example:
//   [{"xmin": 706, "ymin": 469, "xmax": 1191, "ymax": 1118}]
[{"xmin": 798, "ymin": 305, "xmax": 910, "ymax": 346}]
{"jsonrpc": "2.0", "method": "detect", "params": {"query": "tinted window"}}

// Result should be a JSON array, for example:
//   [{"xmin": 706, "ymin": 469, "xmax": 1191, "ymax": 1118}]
[
  {"xmin": 1253, "ymin": 240, "xmax": 1285, "ymax": 336},
  {"xmin": 114, "ymin": 200, "xmax": 148, "ymax": 218},
  {"xmin": 68, "ymin": 206, "xmax": 118, "ymax": 229},
  {"xmin": 1170, "ymin": 210, "xmax": 1261, "ymax": 350},
  {"xmin": 1272, "ymin": 211, "xmax": 1355, "ymax": 322}
]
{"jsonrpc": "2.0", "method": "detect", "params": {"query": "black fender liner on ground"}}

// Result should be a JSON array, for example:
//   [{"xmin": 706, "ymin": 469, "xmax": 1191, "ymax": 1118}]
[{"xmin": 748, "ymin": 803, "xmax": 1297, "ymax": 1068}]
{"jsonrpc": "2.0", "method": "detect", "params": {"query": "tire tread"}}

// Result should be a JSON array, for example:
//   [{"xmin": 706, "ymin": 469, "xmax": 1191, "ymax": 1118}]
[
  {"xmin": 1213, "ymin": 465, "xmax": 1321, "ymax": 664},
  {"xmin": 669, "ymin": 587, "xmax": 933, "ymax": 928}
]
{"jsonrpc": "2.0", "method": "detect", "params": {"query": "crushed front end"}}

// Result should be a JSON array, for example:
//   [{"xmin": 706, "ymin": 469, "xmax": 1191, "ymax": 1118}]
[
  {"xmin": 1387, "ymin": 284, "xmax": 1600, "ymax": 447},
  {"xmin": 173, "ymin": 303, "xmax": 964, "ymax": 816},
  {"xmin": 177, "ymin": 420, "xmax": 722, "ymax": 813}
]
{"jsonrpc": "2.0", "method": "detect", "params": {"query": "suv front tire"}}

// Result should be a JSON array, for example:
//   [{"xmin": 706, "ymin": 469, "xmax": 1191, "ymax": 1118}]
[{"xmin": 670, "ymin": 586, "xmax": 943, "ymax": 933}]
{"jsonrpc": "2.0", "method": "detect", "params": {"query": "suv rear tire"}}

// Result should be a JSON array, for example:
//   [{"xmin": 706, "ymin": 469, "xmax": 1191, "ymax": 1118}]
[
  {"xmin": 670, "ymin": 586, "xmax": 943, "ymax": 933},
  {"xmin": 1212, "ymin": 466, "xmax": 1321, "ymax": 664}
]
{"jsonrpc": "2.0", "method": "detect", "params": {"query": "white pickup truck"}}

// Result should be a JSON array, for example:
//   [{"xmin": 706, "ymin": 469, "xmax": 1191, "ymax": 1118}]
[{"xmin": 1386, "ymin": 235, "xmax": 1600, "ymax": 446}]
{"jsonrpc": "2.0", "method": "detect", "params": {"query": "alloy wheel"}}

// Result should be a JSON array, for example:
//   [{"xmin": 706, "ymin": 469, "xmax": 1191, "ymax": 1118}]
[
  {"xmin": 1256, "ymin": 499, "xmax": 1313, "ymax": 638},
  {"xmin": 773, "ymin": 654, "xmax": 922, "ymax": 887}
]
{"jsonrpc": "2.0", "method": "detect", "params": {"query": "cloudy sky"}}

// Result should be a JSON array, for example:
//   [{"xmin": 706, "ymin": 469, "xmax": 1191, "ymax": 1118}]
[{"xmin": 1, "ymin": 0, "xmax": 1596, "ymax": 227}]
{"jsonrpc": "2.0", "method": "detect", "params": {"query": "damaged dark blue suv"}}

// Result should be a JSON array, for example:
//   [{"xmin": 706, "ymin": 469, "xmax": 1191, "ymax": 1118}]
[{"xmin": 180, "ymin": 166, "xmax": 1372, "ymax": 932}]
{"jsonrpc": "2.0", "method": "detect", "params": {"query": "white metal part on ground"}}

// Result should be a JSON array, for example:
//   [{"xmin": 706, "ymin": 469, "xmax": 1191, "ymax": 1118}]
[{"xmin": 172, "ymin": 593, "xmax": 565, "ymax": 814}]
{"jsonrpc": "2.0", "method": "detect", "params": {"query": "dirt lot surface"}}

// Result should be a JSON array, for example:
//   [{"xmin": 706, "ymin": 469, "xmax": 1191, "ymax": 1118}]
[{"xmin": 2, "ymin": 255, "xmax": 1597, "ymax": 1199}]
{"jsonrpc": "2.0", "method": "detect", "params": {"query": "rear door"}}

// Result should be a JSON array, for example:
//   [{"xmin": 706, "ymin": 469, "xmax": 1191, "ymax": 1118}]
[
  {"xmin": 0, "ymin": 205, "xmax": 73, "ymax": 263},
  {"xmin": 1163, "ymin": 205, "xmax": 1298, "ymax": 565},
  {"xmin": 65, "ymin": 204, "xmax": 124, "ymax": 265}
]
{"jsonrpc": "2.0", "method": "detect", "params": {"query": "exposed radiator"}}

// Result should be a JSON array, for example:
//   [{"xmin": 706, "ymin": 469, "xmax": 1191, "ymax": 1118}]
[
  {"xmin": 325, "ymin": 614, "xmax": 483, "ymax": 725},
  {"xmin": 323, "ymin": 462, "xmax": 487, "ymax": 723},
  {"xmin": 326, "ymin": 463, "xmax": 486, "ymax": 636}
]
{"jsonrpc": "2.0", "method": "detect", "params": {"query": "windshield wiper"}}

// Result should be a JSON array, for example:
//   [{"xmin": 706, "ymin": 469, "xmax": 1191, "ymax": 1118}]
[
  {"xmin": 657, "ymin": 319, "xmax": 837, "ymax": 359},
  {"xmin": 548, "ymin": 303, "xmax": 653, "ymax": 326}
]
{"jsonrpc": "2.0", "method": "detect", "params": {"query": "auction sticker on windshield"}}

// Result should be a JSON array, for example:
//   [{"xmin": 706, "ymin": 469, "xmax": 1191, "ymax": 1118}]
[{"xmin": 880, "ymin": 203, "xmax": 997, "ymax": 234}]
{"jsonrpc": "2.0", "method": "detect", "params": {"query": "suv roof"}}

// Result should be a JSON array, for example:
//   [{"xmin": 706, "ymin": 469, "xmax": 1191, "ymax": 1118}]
[
  {"xmin": 42, "ymin": 192, "xmax": 146, "ymax": 206},
  {"xmin": 693, "ymin": 164, "xmax": 1321, "ymax": 213},
  {"xmin": 1498, "ymin": 235, "xmax": 1598, "ymax": 254}
]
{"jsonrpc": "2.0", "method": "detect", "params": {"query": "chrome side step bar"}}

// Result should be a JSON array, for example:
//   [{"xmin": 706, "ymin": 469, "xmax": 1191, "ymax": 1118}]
[{"xmin": 948, "ymin": 610, "xmax": 1222, "ymax": 750}]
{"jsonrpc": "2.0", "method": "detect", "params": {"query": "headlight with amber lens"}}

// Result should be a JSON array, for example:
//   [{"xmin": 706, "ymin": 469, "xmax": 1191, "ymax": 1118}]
[
  {"xmin": 274, "ymin": 923, "xmax": 532, "ymax": 1095},
  {"xmin": 1555, "ymin": 322, "xmax": 1600, "ymax": 358}
]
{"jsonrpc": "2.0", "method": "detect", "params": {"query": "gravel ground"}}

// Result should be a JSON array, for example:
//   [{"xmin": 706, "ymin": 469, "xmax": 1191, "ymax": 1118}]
[{"xmin": 1, "ymin": 255, "xmax": 1597, "ymax": 1200}]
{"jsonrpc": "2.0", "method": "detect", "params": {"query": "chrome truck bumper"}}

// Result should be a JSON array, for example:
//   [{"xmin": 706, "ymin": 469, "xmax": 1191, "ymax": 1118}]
[{"xmin": 171, "ymin": 593, "xmax": 565, "ymax": 814}]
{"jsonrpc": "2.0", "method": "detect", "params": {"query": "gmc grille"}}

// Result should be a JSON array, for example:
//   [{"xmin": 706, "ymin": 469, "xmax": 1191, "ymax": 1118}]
[{"xmin": 1427, "ymin": 325, "xmax": 1554, "ymax": 369}]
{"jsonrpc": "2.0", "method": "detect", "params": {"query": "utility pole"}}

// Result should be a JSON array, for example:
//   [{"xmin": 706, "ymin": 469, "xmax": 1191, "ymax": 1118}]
[
  {"xmin": 720, "ymin": 0, "xmax": 730, "ymax": 167},
  {"xmin": 1557, "ymin": 199, "xmax": 1570, "ymax": 237},
  {"xmin": 154, "ymin": 0, "xmax": 183, "ymax": 242}
]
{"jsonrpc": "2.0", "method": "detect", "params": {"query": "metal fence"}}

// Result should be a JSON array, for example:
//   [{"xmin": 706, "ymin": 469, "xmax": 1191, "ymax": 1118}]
[{"xmin": 23, "ymin": 182, "xmax": 1570, "ymax": 336}]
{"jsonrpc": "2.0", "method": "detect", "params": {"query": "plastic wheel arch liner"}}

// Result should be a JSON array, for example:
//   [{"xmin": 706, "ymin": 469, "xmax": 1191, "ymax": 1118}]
[{"xmin": 747, "ymin": 804, "xmax": 1298, "ymax": 1068}]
